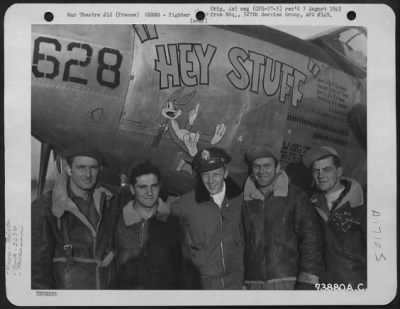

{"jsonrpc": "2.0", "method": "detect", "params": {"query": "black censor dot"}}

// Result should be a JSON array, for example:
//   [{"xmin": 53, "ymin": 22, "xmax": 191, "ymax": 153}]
[
  {"xmin": 196, "ymin": 11, "xmax": 205, "ymax": 21},
  {"xmin": 44, "ymin": 11, "xmax": 54, "ymax": 22},
  {"xmin": 347, "ymin": 11, "xmax": 356, "ymax": 21}
]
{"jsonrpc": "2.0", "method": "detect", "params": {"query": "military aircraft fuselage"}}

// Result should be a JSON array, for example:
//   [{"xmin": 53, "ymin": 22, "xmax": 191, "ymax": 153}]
[{"xmin": 31, "ymin": 25, "xmax": 366, "ymax": 195}]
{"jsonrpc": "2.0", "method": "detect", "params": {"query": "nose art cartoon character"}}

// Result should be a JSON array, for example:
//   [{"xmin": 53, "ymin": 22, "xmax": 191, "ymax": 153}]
[{"xmin": 153, "ymin": 87, "xmax": 226, "ymax": 158}]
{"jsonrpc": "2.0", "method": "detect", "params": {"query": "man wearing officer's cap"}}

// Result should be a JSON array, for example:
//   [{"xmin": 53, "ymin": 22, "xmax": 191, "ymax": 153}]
[
  {"xmin": 31, "ymin": 141, "xmax": 118, "ymax": 289},
  {"xmin": 171, "ymin": 147, "xmax": 244, "ymax": 289},
  {"xmin": 303, "ymin": 146, "xmax": 366, "ymax": 289},
  {"xmin": 242, "ymin": 145, "xmax": 322, "ymax": 290}
]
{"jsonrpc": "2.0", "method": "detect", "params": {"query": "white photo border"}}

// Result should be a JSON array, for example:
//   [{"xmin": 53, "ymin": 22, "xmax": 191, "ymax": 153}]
[{"xmin": 4, "ymin": 3, "xmax": 397, "ymax": 306}]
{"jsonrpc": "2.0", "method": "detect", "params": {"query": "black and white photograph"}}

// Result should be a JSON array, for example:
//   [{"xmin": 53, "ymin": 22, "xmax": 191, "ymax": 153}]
[{"xmin": 4, "ymin": 3, "xmax": 396, "ymax": 306}]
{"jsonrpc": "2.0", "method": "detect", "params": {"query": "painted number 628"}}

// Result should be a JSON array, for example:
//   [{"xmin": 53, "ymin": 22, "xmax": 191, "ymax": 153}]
[{"xmin": 32, "ymin": 36, "xmax": 122, "ymax": 89}]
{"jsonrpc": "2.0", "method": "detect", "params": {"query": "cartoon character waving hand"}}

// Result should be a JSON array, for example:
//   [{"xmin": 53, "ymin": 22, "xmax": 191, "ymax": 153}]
[{"xmin": 153, "ymin": 87, "xmax": 227, "ymax": 158}]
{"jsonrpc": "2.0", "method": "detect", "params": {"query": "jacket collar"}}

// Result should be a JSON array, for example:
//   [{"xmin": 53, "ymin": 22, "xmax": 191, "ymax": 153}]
[
  {"xmin": 195, "ymin": 177, "xmax": 242, "ymax": 204},
  {"xmin": 311, "ymin": 177, "xmax": 364, "ymax": 210},
  {"xmin": 335, "ymin": 177, "xmax": 364, "ymax": 209},
  {"xmin": 122, "ymin": 198, "xmax": 170, "ymax": 226},
  {"xmin": 243, "ymin": 170, "xmax": 289, "ymax": 201},
  {"xmin": 51, "ymin": 171, "xmax": 113, "ymax": 235}
]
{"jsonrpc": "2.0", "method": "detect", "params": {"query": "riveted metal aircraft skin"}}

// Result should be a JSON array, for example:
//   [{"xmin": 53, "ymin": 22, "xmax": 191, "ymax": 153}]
[{"xmin": 31, "ymin": 25, "xmax": 366, "ymax": 195}]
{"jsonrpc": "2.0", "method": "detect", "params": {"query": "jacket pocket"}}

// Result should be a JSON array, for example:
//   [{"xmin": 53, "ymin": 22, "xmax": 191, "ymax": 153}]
[
  {"xmin": 341, "ymin": 247, "xmax": 366, "ymax": 264},
  {"xmin": 233, "ymin": 230, "xmax": 244, "ymax": 248},
  {"xmin": 334, "ymin": 245, "xmax": 365, "ymax": 264},
  {"xmin": 189, "ymin": 245, "xmax": 205, "ymax": 270}
]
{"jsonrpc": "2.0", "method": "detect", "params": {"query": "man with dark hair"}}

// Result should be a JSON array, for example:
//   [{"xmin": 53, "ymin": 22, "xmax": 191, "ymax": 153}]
[
  {"xmin": 242, "ymin": 145, "xmax": 322, "ymax": 290},
  {"xmin": 303, "ymin": 146, "xmax": 366, "ymax": 289},
  {"xmin": 31, "ymin": 143, "xmax": 117, "ymax": 289},
  {"xmin": 114, "ymin": 161, "xmax": 188, "ymax": 289},
  {"xmin": 171, "ymin": 147, "xmax": 244, "ymax": 289}
]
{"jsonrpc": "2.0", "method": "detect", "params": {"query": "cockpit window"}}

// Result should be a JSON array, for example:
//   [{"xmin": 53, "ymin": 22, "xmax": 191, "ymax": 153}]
[
  {"xmin": 337, "ymin": 28, "xmax": 366, "ymax": 69},
  {"xmin": 325, "ymin": 27, "xmax": 367, "ymax": 71}
]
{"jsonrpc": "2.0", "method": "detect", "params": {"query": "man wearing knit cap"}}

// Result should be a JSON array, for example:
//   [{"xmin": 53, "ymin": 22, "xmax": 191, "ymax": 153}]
[
  {"xmin": 303, "ymin": 146, "xmax": 366, "ymax": 289},
  {"xmin": 242, "ymin": 145, "xmax": 322, "ymax": 290},
  {"xmin": 31, "ymin": 142, "xmax": 118, "ymax": 289},
  {"xmin": 171, "ymin": 147, "xmax": 244, "ymax": 289}
]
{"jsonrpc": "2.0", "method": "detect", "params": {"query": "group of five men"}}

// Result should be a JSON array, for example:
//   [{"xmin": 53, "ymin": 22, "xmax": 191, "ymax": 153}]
[{"xmin": 32, "ymin": 143, "xmax": 366, "ymax": 290}]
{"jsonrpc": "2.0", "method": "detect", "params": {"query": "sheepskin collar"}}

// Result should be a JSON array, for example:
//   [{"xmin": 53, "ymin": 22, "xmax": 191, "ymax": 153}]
[
  {"xmin": 52, "ymin": 172, "xmax": 113, "ymax": 217},
  {"xmin": 338, "ymin": 178, "xmax": 364, "ymax": 208},
  {"xmin": 243, "ymin": 170, "xmax": 289, "ymax": 201},
  {"xmin": 311, "ymin": 177, "xmax": 364, "ymax": 210},
  {"xmin": 122, "ymin": 198, "xmax": 170, "ymax": 226},
  {"xmin": 51, "ymin": 172, "xmax": 113, "ymax": 235},
  {"xmin": 195, "ymin": 177, "xmax": 242, "ymax": 204}
]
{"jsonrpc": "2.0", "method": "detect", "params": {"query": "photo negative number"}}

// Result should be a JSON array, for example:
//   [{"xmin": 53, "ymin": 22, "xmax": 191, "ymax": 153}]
[{"xmin": 32, "ymin": 36, "xmax": 123, "ymax": 89}]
